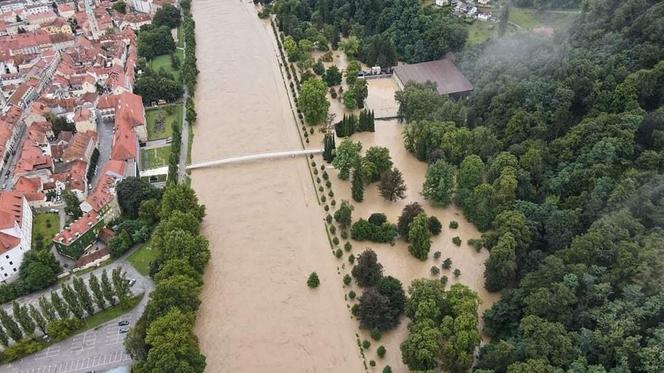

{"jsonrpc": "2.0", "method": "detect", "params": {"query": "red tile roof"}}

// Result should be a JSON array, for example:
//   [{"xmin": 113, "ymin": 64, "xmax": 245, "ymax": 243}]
[
  {"xmin": 53, "ymin": 210, "xmax": 100, "ymax": 245},
  {"xmin": 0, "ymin": 192, "xmax": 24, "ymax": 230}
]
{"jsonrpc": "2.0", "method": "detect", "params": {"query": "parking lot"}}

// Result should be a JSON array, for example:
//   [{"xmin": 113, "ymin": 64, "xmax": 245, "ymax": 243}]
[
  {"xmin": 4, "ymin": 260, "xmax": 152, "ymax": 373},
  {"xmin": 5, "ymin": 299, "xmax": 143, "ymax": 373}
]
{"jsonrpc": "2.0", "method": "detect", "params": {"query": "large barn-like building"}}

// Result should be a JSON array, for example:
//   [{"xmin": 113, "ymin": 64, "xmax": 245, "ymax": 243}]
[{"xmin": 393, "ymin": 56, "xmax": 473, "ymax": 98}]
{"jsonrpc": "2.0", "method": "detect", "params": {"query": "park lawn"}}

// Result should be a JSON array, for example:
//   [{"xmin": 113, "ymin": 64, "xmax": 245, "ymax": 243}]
[
  {"xmin": 32, "ymin": 213, "xmax": 59, "ymax": 250},
  {"xmin": 146, "ymin": 104, "xmax": 182, "ymax": 140},
  {"xmin": 141, "ymin": 145, "xmax": 172, "ymax": 170},
  {"xmin": 128, "ymin": 243, "xmax": 160, "ymax": 276},
  {"xmin": 149, "ymin": 49, "xmax": 184, "ymax": 80},
  {"xmin": 467, "ymin": 21, "xmax": 496, "ymax": 46},
  {"xmin": 509, "ymin": 7, "xmax": 578, "ymax": 32}
]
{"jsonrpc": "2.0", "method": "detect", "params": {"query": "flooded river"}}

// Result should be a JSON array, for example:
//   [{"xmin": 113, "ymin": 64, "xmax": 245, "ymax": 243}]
[{"xmin": 190, "ymin": 0, "xmax": 363, "ymax": 371}]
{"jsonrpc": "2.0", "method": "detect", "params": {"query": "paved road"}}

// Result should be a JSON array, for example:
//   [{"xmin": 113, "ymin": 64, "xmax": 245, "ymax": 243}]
[
  {"xmin": 2, "ymin": 257, "xmax": 154, "ymax": 373},
  {"xmin": 178, "ymin": 29, "xmax": 190, "ymax": 182},
  {"xmin": 91, "ymin": 118, "xmax": 114, "ymax": 187},
  {"xmin": 0, "ymin": 123, "xmax": 27, "ymax": 190},
  {"xmin": 142, "ymin": 139, "xmax": 170, "ymax": 150}
]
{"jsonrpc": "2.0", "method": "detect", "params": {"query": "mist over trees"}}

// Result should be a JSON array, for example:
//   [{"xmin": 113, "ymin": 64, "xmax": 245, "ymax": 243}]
[{"xmin": 391, "ymin": 1, "xmax": 664, "ymax": 372}]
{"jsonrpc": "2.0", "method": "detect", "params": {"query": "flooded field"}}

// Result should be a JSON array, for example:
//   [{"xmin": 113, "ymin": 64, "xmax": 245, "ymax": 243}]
[{"xmin": 190, "ymin": 0, "xmax": 363, "ymax": 371}]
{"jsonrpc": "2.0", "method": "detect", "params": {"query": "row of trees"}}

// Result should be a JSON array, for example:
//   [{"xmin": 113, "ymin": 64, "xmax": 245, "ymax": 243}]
[
  {"xmin": 0, "ymin": 268, "xmax": 131, "ymax": 362},
  {"xmin": 124, "ymin": 183, "xmax": 208, "ymax": 372},
  {"xmin": 334, "ymin": 110, "xmax": 375, "ymax": 137}
]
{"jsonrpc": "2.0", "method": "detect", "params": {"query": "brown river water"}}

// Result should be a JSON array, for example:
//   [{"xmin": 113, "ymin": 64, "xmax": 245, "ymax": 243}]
[
  {"xmin": 191, "ymin": 1, "xmax": 497, "ymax": 371},
  {"xmin": 190, "ymin": 0, "xmax": 364, "ymax": 371}
]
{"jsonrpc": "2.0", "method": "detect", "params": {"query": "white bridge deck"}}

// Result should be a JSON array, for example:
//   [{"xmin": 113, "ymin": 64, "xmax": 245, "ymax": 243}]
[{"xmin": 186, "ymin": 149, "xmax": 323, "ymax": 170}]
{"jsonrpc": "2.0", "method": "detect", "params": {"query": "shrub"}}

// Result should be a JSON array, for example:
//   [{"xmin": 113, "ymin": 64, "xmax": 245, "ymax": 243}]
[
  {"xmin": 324, "ymin": 205, "xmax": 330, "ymax": 211},
  {"xmin": 442, "ymin": 258, "xmax": 452, "ymax": 269},
  {"xmin": 370, "ymin": 360, "xmax": 376, "ymax": 367},
  {"xmin": 326, "ymin": 181, "xmax": 332, "ymax": 188},
  {"xmin": 309, "ymin": 128, "xmax": 314, "ymax": 134},
  {"xmin": 322, "ymin": 171, "xmax": 329, "ymax": 180},
  {"xmin": 362, "ymin": 340, "xmax": 371, "ymax": 349},
  {"xmin": 430, "ymin": 266, "xmax": 440, "ymax": 276},
  {"xmin": 313, "ymin": 168, "xmax": 318, "ymax": 175},
  {"xmin": 377, "ymin": 345, "xmax": 386, "ymax": 358},
  {"xmin": 351, "ymin": 304, "xmax": 360, "ymax": 316},
  {"xmin": 349, "ymin": 290, "xmax": 356, "ymax": 299},
  {"xmin": 318, "ymin": 186, "xmax": 324, "ymax": 192},
  {"xmin": 428, "ymin": 216, "xmax": 442, "ymax": 235},
  {"xmin": 383, "ymin": 366, "xmax": 392, "ymax": 373},
  {"xmin": 348, "ymin": 254, "xmax": 355, "ymax": 264},
  {"xmin": 440, "ymin": 275, "xmax": 448, "ymax": 287},
  {"xmin": 332, "ymin": 236, "xmax": 340, "ymax": 245},
  {"xmin": 321, "ymin": 195, "xmax": 327, "ymax": 203},
  {"xmin": 368, "ymin": 213, "xmax": 387, "ymax": 226},
  {"xmin": 331, "ymin": 199, "xmax": 336, "ymax": 206},
  {"xmin": 307, "ymin": 272, "xmax": 320, "ymax": 288},
  {"xmin": 351, "ymin": 219, "xmax": 398, "ymax": 243},
  {"xmin": 328, "ymin": 190, "xmax": 334, "ymax": 197},
  {"xmin": 452, "ymin": 236, "xmax": 462, "ymax": 246},
  {"xmin": 343, "ymin": 274, "xmax": 352, "ymax": 285},
  {"xmin": 433, "ymin": 251, "xmax": 441, "ymax": 259},
  {"xmin": 329, "ymin": 224, "xmax": 335, "ymax": 234},
  {"xmin": 454, "ymin": 268, "xmax": 461, "ymax": 278},
  {"xmin": 341, "ymin": 229, "xmax": 348, "ymax": 239},
  {"xmin": 370, "ymin": 329, "xmax": 382, "ymax": 341},
  {"xmin": 326, "ymin": 214, "xmax": 333, "ymax": 224},
  {"xmin": 344, "ymin": 242, "xmax": 352, "ymax": 252},
  {"xmin": 449, "ymin": 220, "xmax": 459, "ymax": 229},
  {"xmin": 335, "ymin": 248, "xmax": 343, "ymax": 258},
  {"xmin": 468, "ymin": 238, "xmax": 483, "ymax": 252},
  {"xmin": 311, "ymin": 160, "xmax": 316, "ymax": 166},
  {"xmin": 321, "ymin": 165, "xmax": 325, "ymax": 170}
]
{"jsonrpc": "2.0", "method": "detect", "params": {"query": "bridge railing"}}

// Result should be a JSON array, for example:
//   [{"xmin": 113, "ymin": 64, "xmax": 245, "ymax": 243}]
[{"xmin": 186, "ymin": 149, "xmax": 323, "ymax": 170}]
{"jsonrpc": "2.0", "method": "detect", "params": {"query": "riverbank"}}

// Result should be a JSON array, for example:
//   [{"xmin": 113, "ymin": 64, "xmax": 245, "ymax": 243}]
[{"xmin": 190, "ymin": 0, "xmax": 364, "ymax": 370}]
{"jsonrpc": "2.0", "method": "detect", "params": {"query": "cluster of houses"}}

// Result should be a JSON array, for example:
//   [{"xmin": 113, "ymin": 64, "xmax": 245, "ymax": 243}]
[
  {"xmin": 0, "ymin": 0, "xmax": 175, "ymax": 282},
  {"xmin": 436, "ymin": 0, "xmax": 493, "ymax": 22}
]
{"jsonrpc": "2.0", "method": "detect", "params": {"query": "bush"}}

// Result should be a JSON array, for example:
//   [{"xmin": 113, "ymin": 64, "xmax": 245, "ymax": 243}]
[
  {"xmin": 370, "ymin": 360, "xmax": 376, "ymax": 367},
  {"xmin": 449, "ymin": 220, "xmax": 459, "ymax": 229},
  {"xmin": 322, "ymin": 171, "xmax": 329, "ymax": 180},
  {"xmin": 341, "ymin": 229, "xmax": 348, "ymax": 239},
  {"xmin": 319, "ymin": 186, "xmax": 324, "ymax": 192},
  {"xmin": 321, "ymin": 195, "xmax": 327, "ymax": 203},
  {"xmin": 326, "ymin": 214, "xmax": 333, "ymax": 224},
  {"xmin": 326, "ymin": 181, "xmax": 332, "ymax": 188},
  {"xmin": 332, "ymin": 236, "xmax": 340, "ymax": 245},
  {"xmin": 428, "ymin": 216, "xmax": 442, "ymax": 235},
  {"xmin": 307, "ymin": 272, "xmax": 320, "ymax": 288},
  {"xmin": 440, "ymin": 275, "xmax": 448, "ymax": 287},
  {"xmin": 454, "ymin": 268, "xmax": 461, "ymax": 278},
  {"xmin": 344, "ymin": 241, "xmax": 352, "ymax": 251},
  {"xmin": 351, "ymin": 219, "xmax": 398, "ymax": 243},
  {"xmin": 351, "ymin": 304, "xmax": 360, "ymax": 316},
  {"xmin": 383, "ymin": 366, "xmax": 392, "ymax": 373},
  {"xmin": 331, "ymin": 199, "xmax": 336, "ymax": 206},
  {"xmin": 433, "ymin": 251, "xmax": 441, "ymax": 259},
  {"xmin": 335, "ymin": 248, "xmax": 343, "ymax": 258},
  {"xmin": 349, "ymin": 290, "xmax": 356, "ymax": 299},
  {"xmin": 324, "ymin": 205, "xmax": 330, "ymax": 211},
  {"xmin": 468, "ymin": 238, "xmax": 483, "ymax": 252},
  {"xmin": 430, "ymin": 266, "xmax": 440, "ymax": 276},
  {"xmin": 442, "ymin": 258, "xmax": 452, "ymax": 269},
  {"xmin": 362, "ymin": 340, "xmax": 371, "ymax": 349},
  {"xmin": 370, "ymin": 329, "xmax": 382, "ymax": 341},
  {"xmin": 329, "ymin": 224, "xmax": 335, "ymax": 234},
  {"xmin": 343, "ymin": 274, "xmax": 352, "ymax": 285},
  {"xmin": 377, "ymin": 345, "xmax": 386, "ymax": 358},
  {"xmin": 452, "ymin": 236, "xmax": 462, "ymax": 246},
  {"xmin": 348, "ymin": 254, "xmax": 355, "ymax": 264},
  {"xmin": 368, "ymin": 213, "xmax": 388, "ymax": 226}
]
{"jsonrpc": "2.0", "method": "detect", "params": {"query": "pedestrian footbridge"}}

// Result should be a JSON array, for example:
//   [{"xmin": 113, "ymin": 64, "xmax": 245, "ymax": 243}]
[{"xmin": 186, "ymin": 149, "xmax": 323, "ymax": 170}]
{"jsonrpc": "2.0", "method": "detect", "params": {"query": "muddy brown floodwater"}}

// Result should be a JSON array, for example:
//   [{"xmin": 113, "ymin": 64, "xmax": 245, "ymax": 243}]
[{"xmin": 191, "ymin": 0, "xmax": 363, "ymax": 371}]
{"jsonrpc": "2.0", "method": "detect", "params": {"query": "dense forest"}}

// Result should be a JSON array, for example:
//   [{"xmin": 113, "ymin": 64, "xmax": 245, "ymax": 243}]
[
  {"xmin": 272, "ymin": 0, "xmax": 467, "ymax": 64},
  {"xmin": 394, "ymin": 1, "xmax": 664, "ymax": 372}
]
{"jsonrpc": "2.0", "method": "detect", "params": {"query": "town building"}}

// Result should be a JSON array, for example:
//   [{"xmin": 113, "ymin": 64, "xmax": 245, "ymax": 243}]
[
  {"xmin": 0, "ymin": 192, "xmax": 32, "ymax": 282},
  {"xmin": 393, "ymin": 56, "xmax": 473, "ymax": 98}
]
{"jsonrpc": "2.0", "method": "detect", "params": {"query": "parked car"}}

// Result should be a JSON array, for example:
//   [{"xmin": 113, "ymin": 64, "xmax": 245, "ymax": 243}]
[
  {"xmin": 119, "ymin": 327, "xmax": 129, "ymax": 333},
  {"xmin": 128, "ymin": 278, "xmax": 137, "ymax": 287},
  {"xmin": 118, "ymin": 320, "xmax": 129, "ymax": 326}
]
